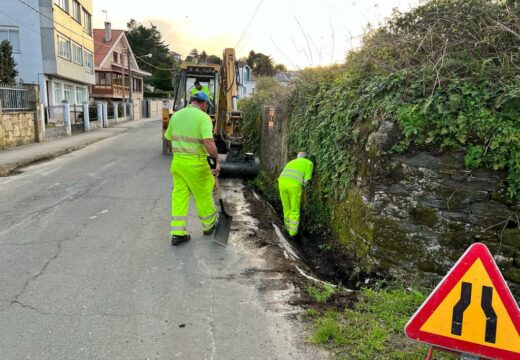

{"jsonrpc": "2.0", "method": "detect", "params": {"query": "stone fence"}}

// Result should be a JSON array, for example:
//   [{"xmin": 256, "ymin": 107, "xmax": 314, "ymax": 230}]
[{"xmin": 0, "ymin": 84, "xmax": 43, "ymax": 149}]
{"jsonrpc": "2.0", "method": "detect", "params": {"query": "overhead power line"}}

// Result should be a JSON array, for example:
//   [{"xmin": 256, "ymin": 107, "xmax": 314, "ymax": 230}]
[
  {"xmin": 235, "ymin": 0, "xmax": 264, "ymax": 51},
  {"xmin": 14, "ymin": 0, "xmax": 180, "ymax": 73}
]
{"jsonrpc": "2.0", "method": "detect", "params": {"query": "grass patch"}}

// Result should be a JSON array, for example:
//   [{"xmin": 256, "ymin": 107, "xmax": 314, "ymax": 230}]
[
  {"xmin": 308, "ymin": 286, "xmax": 457, "ymax": 359},
  {"xmin": 307, "ymin": 284, "xmax": 336, "ymax": 303}
]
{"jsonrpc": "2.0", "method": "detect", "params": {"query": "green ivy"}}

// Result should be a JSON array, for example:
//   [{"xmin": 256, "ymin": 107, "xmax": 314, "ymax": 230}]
[{"xmin": 242, "ymin": 0, "xmax": 520, "ymax": 242}]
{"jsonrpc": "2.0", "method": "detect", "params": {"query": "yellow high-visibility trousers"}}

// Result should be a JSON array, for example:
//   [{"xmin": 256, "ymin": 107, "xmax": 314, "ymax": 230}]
[
  {"xmin": 170, "ymin": 156, "xmax": 217, "ymax": 236},
  {"xmin": 278, "ymin": 179, "xmax": 302, "ymax": 236}
]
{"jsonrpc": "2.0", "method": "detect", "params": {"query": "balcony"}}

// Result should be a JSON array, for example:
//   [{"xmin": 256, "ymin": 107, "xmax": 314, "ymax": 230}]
[{"xmin": 91, "ymin": 84, "xmax": 130, "ymax": 99}]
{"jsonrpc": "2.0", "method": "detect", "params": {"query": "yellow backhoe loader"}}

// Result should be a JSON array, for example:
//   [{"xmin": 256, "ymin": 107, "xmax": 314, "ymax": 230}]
[{"xmin": 162, "ymin": 48, "xmax": 259, "ymax": 177}]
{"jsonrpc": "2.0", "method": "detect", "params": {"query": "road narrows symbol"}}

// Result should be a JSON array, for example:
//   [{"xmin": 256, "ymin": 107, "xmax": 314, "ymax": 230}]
[
  {"xmin": 405, "ymin": 243, "xmax": 520, "ymax": 360},
  {"xmin": 451, "ymin": 282, "xmax": 472, "ymax": 336},
  {"xmin": 481, "ymin": 286, "xmax": 497, "ymax": 344}
]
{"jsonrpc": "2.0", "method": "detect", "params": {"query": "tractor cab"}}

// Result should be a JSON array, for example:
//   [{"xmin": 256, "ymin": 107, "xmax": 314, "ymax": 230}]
[
  {"xmin": 162, "ymin": 63, "xmax": 220, "ymax": 154},
  {"xmin": 173, "ymin": 63, "xmax": 219, "ymax": 116}
]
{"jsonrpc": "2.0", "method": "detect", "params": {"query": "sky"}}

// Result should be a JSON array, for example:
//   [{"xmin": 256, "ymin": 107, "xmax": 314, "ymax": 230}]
[{"xmin": 92, "ymin": 0, "xmax": 422, "ymax": 70}]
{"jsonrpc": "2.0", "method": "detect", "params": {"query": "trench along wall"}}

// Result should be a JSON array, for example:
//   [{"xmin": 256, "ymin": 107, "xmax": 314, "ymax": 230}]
[{"xmin": 260, "ymin": 109, "xmax": 520, "ymax": 297}]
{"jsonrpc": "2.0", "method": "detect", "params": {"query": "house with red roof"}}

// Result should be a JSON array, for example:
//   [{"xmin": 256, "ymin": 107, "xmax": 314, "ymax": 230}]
[{"xmin": 91, "ymin": 22, "xmax": 150, "ymax": 119}]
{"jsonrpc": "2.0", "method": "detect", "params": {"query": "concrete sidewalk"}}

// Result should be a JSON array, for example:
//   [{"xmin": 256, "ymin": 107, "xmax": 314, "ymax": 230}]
[{"xmin": 0, "ymin": 118, "xmax": 159, "ymax": 176}]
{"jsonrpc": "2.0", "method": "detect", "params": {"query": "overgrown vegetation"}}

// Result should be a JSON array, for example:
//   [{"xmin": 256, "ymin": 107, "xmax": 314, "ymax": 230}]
[
  {"xmin": 243, "ymin": 0, "xmax": 520, "ymax": 242},
  {"xmin": 291, "ymin": 0, "xmax": 520, "ymax": 201},
  {"xmin": 307, "ymin": 286, "xmax": 456, "ymax": 360},
  {"xmin": 239, "ymin": 77, "xmax": 285, "ymax": 154},
  {"xmin": 307, "ymin": 283, "xmax": 336, "ymax": 303},
  {"xmin": 243, "ymin": 2, "xmax": 520, "ymax": 356}
]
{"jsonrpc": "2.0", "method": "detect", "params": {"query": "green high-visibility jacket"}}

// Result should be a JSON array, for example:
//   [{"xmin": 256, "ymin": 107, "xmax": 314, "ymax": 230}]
[
  {"xmin": 278, "ymin": 158, "xmax": 314, "ymax": 186},
  {"xmin": 191, "ymin": 85, "xmax": 212, "ymax": 99},
  {"xmin": 164, "ymin": 104, "xmax": 213, "ymax": 158}
]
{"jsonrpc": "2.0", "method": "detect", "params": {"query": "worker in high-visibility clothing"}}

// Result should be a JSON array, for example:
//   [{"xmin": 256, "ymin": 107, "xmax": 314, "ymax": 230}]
[
  {"xmin": 191, "ymin": 80, "xmax": 212, "ymax": 99},
  {"xmin": 278, "ymin": 152, "xmax": 314, "ymax": 237},
  {"xmin": 164, "ymin": 91, "xmax": 220, "ymax": 245}
]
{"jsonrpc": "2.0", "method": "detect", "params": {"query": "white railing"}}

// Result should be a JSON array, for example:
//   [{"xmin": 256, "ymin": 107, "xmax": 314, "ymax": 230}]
[{"xmin": 0, "ymin": 83, "xmax": 33, "ymax": 111}]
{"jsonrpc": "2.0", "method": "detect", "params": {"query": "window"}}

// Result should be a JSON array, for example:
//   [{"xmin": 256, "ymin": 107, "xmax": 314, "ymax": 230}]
[
  {"xmin": 0, "ymin": 27, "xmax": 20, "ymax": 52},
  {"xmin": 55, "ymin": 0, "xmax": 69, "ymax": 13},
  {"xmin": 57, "ymin": 35, "xmax": 71, "ymax": 60},
  {"xmin": 72, "ymin": 42, "xmax": 82, "ymax": 65},
  {"xmin": 133, "ymin": 78, "xmax": 142, "ymax": 92},
  {"xmin": 113, "ymin": 52, "xmax": 119, "ymax": 63},
  {"xmin": 72, "ymin": 1, "xmax": 81, "ymax": 23},
  {"xmin": 96, "ymin": 73, "xmax": 114, "ymax": 85},
  {"xmin": 64, "ymin": 84, "xmax": 74, "ymax": 104},
  {"xmin": 84, "ymin": 50, "xmax": 93, "ymax": 72},
  {"xmin": 75, "ymin": 86, "xmax": 86, "ymax": 104},
  {"xmin": 82, "ymin": 9, "xmax": 92, "ymax": 34},
  {"xmin": 53, "ymin": 82, "xmax": 62, "ymax": 104},
  {"xmin": 113, "ymin": 72, "xmax": 122, "ymax": 85}
]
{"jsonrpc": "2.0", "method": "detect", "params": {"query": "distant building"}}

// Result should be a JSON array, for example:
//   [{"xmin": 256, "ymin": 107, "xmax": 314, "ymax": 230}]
[
  {"xmin": 0, "ymin": 0, "xmax": 95, "ymax": 121},
  {"xmin": 170, "ymin": 51, "xmax": 182, "ymax": 61},
  {"xmin": 237, "ymin": 63, "xmax": 256, "ymax": 98},
  {"xmin": 274, "ymin": 71, "xmax": 299, "ymax": 86},
  {"xmin": 91, "ymin": 22, "xmax": 151, "ymax": 119}
]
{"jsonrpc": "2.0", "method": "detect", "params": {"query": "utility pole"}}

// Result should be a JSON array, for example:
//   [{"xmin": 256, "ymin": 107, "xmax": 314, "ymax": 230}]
[
  {"xmin": 127, "ymin": 47, "xmax": 133, "ymax": 120},
  {"xmin": 121, "ymin": 54, "xmax": 126, "ymax": 102}
]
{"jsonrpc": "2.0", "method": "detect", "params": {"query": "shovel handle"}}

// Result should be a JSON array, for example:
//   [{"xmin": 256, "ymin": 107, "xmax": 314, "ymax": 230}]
[
  {"xmin": 214, "ymin": 175, "xmax": 223, "ymax": 202},
  {"xmin": 208, "ymin": 156, "xmax": 223, "ymax": 201}
]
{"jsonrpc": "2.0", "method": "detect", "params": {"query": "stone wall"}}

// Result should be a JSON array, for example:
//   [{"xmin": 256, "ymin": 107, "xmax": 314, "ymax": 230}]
[
  {"xmin": 260, "ymin": 114, "xmax": 520, "ymax": 297},
  {"xmin": 0, "ymin": 111, "xmax": 37, "ymax": 149}
]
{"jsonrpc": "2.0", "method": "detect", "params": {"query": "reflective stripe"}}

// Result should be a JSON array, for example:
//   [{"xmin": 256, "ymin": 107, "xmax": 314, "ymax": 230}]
[
  {"xmin": 202, "ymin": 221, "xmax": 217, "ymax": 231},
  {"xmin": 171, "ymin": 216, "xmax": 187, "ymax": 221},
  {"xmin": 284, "ymin": 218, "xmax": 299, "ymax": 225},
  {"xmin": 172, "ymin": 147, "xmax": 200, "ymax": 154},
  {"xmin": 280, "ymin": 173, "xmax": 304, "ymax": 184},
  {"xmin": 172, "ymin": 135, "xmax": 204, "ymax": 144},
  {"xmin": 283, "ymin": 169, "xmax": 304, "ymax": 177},
  {"xmin": 170, "ymin": 226, "xmax": 186, "ymax": 231},
  {"xmin": 199, "ymin": 212, "xmax": 217, "ymax": 221}
]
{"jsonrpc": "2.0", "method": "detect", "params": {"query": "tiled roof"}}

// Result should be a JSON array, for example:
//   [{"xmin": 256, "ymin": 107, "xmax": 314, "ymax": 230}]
[{"xmin": 93, "ymin": 29, "xmax": 124, "ymax": 67}]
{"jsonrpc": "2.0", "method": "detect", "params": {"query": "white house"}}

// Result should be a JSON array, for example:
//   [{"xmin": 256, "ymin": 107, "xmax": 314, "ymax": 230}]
[{"xmin": 237, "ymin": 63, "xmax": 256, "ymax": 98}]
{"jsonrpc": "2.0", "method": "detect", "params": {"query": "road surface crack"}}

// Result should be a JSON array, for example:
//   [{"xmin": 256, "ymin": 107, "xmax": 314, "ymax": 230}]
[
  {"xmin": 9, "ymin": 300, "xmax": 162, "ymax": 318},
  {"xmin": 9, "ymin": 241, "xmax": 62, "ymax": 305}
]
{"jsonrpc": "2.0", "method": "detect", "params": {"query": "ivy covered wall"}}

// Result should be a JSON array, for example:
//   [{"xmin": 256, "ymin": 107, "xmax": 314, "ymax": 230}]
[{"xmin": 241, "ymin": 0, "xmax": 520, "ymax": 297}]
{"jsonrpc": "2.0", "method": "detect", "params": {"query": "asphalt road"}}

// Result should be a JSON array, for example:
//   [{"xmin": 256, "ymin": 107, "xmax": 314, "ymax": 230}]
[{"xmin": 0, "ymin": 119, "xmax": 321, "ymax": 360}]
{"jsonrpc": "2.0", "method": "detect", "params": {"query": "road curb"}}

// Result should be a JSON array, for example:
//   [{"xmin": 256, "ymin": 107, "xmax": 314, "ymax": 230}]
[
  {"xmin": 0, "ymin": 118, "xmax": 159, "ymax": 177},
  {"xmin": 0, "ymin": 136, "xmax": 112, "ymax": 177}
]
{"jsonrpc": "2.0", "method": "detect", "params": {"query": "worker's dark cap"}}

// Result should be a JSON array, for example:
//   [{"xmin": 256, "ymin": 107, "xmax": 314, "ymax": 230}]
[{"xmin": 192, "ymin": 91, "xmax": 210, "ymax": 103}]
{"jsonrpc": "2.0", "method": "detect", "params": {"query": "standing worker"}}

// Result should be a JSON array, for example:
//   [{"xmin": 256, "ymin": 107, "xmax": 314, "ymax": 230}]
[
  {"xmin": 278, "ymin": 152, "xmax": 314, "ymax": 238},
  {"xmin": 164, "ymin": 91, "xmax": 220, "ymax": 245}
]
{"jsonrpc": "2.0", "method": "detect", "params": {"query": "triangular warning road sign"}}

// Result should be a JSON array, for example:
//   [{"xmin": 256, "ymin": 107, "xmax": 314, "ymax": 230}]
[{"xmin": 405, "ymin": 243, "xmax": 520, "ymax": 360}]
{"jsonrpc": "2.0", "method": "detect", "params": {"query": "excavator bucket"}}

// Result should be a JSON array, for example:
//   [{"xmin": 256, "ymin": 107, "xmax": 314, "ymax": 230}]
[{"xmin": 219, "ymin": 152, "xmax": 260, "ymax": 178}]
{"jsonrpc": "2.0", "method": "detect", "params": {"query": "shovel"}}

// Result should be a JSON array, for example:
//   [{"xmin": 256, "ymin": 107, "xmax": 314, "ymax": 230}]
[
  {"xmin": 213, "ymin": 176, "xmax": 232, "ymax": 245},
  {"xmin": 208, "ymin": 157, "xmax": 232, "ymax": 245}
]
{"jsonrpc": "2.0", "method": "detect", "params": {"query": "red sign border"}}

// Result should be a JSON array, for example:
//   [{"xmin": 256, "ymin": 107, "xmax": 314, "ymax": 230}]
[{"xmin": 405, "ymin": 243, "xmax": 520, "ymax": 360}]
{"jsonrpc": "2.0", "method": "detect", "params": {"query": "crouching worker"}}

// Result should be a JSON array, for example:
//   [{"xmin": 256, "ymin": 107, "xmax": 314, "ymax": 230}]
[{"xmin": 278, "ymin": 152, "xmax": 314, "ymax": 238}]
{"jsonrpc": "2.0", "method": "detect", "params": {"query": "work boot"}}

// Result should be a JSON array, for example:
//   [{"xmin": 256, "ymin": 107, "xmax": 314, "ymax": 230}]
[{"xmin": 171, "ymin": 234, "xmax": 191, "ymax": 246}]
